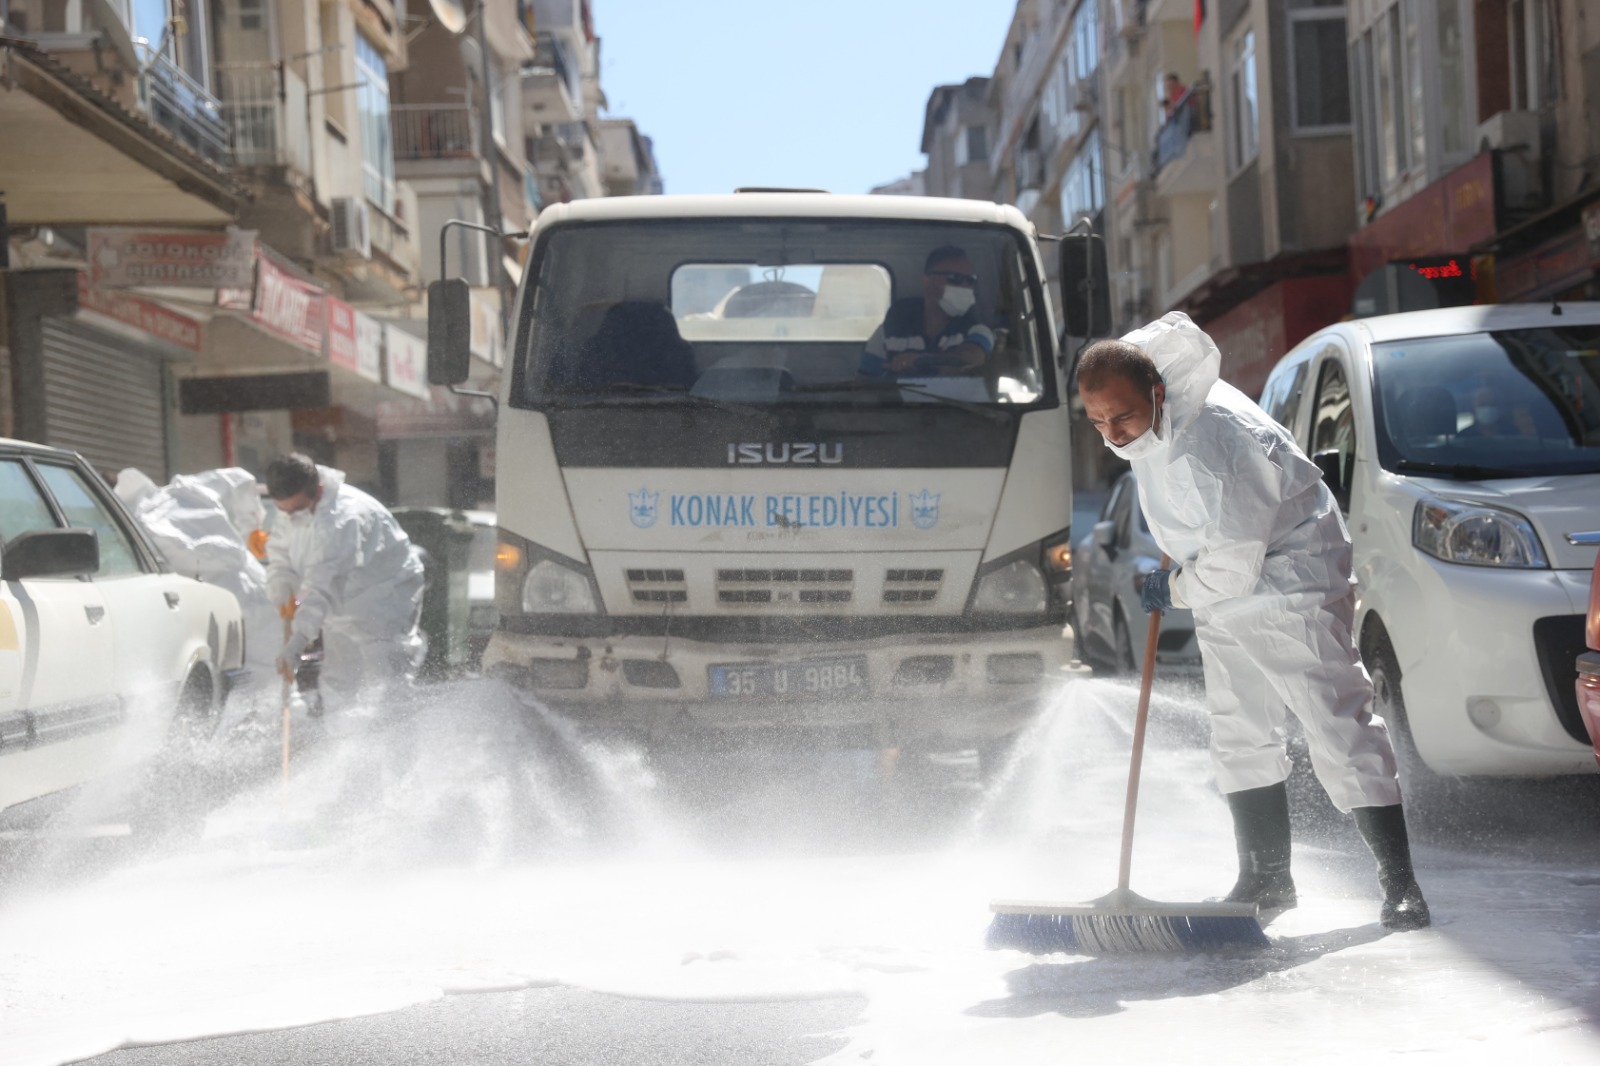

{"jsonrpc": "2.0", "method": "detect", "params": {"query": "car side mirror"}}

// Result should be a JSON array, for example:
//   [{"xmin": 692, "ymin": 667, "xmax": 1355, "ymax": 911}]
[
  {"xmin": 1, "ymin": 528, "xmax": 99, "ymax": 581},
  {"xmin": 1059, "ymin": 233, "xmax": 1111, "ymax": 340},
  {"xmin": 1312, "ymin": 449, "xmax": 1352, "ymax": 512},
  {"xmin": 1092, "ymin": 519, "xmax": 1118, "ymax": 552},
  {"xmin": 427, "ymin": 278, "xmax": 472, "ymax": 387}
]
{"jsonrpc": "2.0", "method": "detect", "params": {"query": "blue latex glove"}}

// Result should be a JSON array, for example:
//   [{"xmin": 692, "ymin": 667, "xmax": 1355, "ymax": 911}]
[{"xmin": 1141, "ymin": 569, "xmax": 1174, "ymax": 614}]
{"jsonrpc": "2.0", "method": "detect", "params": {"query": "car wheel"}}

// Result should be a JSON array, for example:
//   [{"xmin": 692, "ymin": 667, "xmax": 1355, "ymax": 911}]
[
  {"xmin": 1364, "ymin": 627, "xmax": 1437, "ymax": 795},
  {"xmin": 1112, "ymin": 608, "xmax": 1137, "ymax": 676},
  {"xmin": 169, "ymin": 667, "xmax": 219, "ymax": 749}
]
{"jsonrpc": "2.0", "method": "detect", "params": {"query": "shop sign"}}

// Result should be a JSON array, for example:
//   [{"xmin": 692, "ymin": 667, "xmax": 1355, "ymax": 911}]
[
  {"xmin": 253, "ymin": 255, "xmax": 326, "ymax": 353},
  {"xmin": 384, "ymin": 323, "xmax": 431, "ymax": 400},
  {"xmin": 1349, "ymin": 153, "xmax": 1496, "ymax": 281},
  {"xmin": 87, "ymin": 228, "xmax": 257, "ymax": 289},
  {"xmin": 326, "ymin": 297, "xmax": 359, "ymax": 373},
  {"xmin": 75, "ymin": 272, "xmax": 202, "ymax": 352},
  {"xmin": 1495, "ymin": 230, "xmax": 1593, "ymax": 302},
  {"xmin": 355, "ymin": 310, "xmax": 384, "ymax": 383}
]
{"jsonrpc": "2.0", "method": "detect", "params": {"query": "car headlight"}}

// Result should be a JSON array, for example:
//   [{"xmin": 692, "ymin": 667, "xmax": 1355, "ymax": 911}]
[
  {"xmin": 522, "ymin": 559, "xmax": 599, "ymax": 613},
  {"xmin": 972, "ymin": 558, "xmax": 1049, "ymax": 613},
  {"xmin": 1412, "ymin": 496, "xmax": 1548, "ymax": 568}
]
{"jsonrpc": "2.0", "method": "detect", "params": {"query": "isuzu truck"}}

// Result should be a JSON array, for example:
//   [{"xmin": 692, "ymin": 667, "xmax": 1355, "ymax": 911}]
[{"xmin": 429, "ymin": 192, "xmax": 1088, "ymax": 753}]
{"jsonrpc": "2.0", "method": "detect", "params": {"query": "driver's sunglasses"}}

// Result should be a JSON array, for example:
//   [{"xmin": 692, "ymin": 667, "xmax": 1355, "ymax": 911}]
[{"xmin": 927, "ymin": 270, "xmax": 979, "ymax": 288}]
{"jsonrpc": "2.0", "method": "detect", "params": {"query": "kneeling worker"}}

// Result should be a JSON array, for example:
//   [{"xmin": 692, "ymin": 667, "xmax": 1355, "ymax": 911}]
[
  {"xmin": 1076, "ymin": 313, "xmax": 1429, "ymax": 930},
  {"xmin": 265, "ymin": 453, "xmax": 426, "ymax": 707}
]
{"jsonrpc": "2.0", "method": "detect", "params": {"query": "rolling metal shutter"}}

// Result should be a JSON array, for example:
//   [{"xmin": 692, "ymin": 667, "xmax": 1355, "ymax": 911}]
[{"xmin": 39, "ymin": 319, "xmax": 169, "ymax": 482}]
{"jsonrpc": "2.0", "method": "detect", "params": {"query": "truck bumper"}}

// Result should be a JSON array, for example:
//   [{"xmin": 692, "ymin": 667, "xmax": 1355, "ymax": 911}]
[{"xmin": 482, "ymin": 625, "xmax": 1084, "ymax": 744}]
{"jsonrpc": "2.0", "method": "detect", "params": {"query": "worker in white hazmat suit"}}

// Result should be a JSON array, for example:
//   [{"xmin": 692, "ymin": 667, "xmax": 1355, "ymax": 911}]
[
  {"xmin": 115, "ymin": 467, "xmax": 278, "ymax": 676},
  {"xmin": 263, "ymin": 453, "xmax": 425, "ymax": 708},
  {"xmin": 1076, "ymin": 312, "xmax": 1429, "ymax": 931}
]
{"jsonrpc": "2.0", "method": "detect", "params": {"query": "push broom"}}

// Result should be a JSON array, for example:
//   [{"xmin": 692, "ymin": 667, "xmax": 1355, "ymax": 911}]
[{"xmin": 987, "ymin": 557, "xmax": 1270, "ymax": 954}]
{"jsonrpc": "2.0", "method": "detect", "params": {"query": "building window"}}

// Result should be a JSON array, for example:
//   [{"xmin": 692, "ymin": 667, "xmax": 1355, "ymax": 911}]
[
  {"xmin": 1508, "ymin": 0, "xmax": 1552, "ymax": 112},
  {"xmin": 356, "ymin": 35, "xmax": 395, "ymax": 213},
  {"xmin": 1060, "ymin": 128, "xmax": 1104, "ymax": 224},
  {"xmin": 1228, "ymin": 29, "xmax": 1259, "ymax": 171},
  {"xmin": 1289, "ymin": 9, "xmax": 1350, "ymax": 134},
  {"xmin": 1437, "ymin": 0, "xmax": 1470, "ymax": 157},
  {"xmin": 954, "ymin": 125, "xmax": 988, "ymax": 167}
]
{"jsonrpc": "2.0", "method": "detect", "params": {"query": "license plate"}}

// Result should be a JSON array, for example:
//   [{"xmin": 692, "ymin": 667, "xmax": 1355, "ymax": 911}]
[{"xmin": 708, "ymin": 656, "xmax": 869, "ymax": 701}]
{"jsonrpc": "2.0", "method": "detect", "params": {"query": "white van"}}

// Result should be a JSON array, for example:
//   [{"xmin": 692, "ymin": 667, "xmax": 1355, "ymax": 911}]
[
  {"xmin": 430, "ymin": 193, "xmax": 1086, "ymax": 752},
  {"xmin": 1258, "ymin": 302, "xmax": 1600, "ymax": 777}
]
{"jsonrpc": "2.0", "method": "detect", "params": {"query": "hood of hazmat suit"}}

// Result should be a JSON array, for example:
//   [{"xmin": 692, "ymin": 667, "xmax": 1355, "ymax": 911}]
[
  {"xmin": 1112, "ymin": 312, "xmax": 1352, "ymax": 612},
  {"xmin": 265, "ymin": 465, "xmax": 425, "ymax": 648},
  {"xmin": 116, "ymin": 467, "xmax": 277, "ymax": 669}
]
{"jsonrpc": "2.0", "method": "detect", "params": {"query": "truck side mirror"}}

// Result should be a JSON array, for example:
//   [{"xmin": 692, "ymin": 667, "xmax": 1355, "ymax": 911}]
[
  {"xmin": 428, "ymin": 279, "xmax": 472, "ymax": 387},
  {"xmin": 1312, "ymin": 449, "xmax": 1352, "ymax": 512},
  {"xmin": 1059, "ymin": 233, "xmax": 1111, "ymax": 340},
  {"xmin": 1, "ymin": 528, "xmax": 99, "ymax": 581}
]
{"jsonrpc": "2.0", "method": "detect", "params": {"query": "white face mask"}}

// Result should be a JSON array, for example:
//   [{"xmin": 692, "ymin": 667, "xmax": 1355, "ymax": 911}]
[
  {"xmin": 287, "ymin": 508, "xmax": 314, "ymax": 528},
  {"xmin": 938, "ymin": 285, "xmax": 977, "ymax": 317},
  {"xmin": 1475, "ymin": 405, "xmax": 1501, "ymax": 427},
  {"xmin": 1104, "ymin": 386, "xmax": 1167, "ymax": 461}
]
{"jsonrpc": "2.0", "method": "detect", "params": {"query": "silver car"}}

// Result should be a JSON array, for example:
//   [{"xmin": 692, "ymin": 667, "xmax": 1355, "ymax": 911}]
[{"xmin": 1070, "ymin": 472, "xmax": 1201, "ymax": 674}]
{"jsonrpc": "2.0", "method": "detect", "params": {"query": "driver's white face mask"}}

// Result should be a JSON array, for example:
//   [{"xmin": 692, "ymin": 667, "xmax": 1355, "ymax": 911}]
[
  {"xmin": 938, "ymin": 284, "xmax": 977, "ymax": 317},
  {"xmin": 1105, "ymin": 385, "xmax": 1167, "ymax": 461}
]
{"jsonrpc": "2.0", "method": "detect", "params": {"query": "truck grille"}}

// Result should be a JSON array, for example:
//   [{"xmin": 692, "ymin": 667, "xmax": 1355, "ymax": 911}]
[
  {"xmin": 883, "ymin": 568, "xmax": 944, "ymax": 605},
  {"xmin": 716, "ymin": 568, "xmax": 853, "ymax": 606},
  {"xmin": 626, "ymin": 568, "xmax": 688, "ymax": 604}
]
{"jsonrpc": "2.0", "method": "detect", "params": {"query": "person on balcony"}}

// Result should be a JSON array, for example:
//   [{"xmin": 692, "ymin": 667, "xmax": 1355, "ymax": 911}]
[{"xmin": 1162, "ymin": 72, "xmax": 1189, "ymax": 119}]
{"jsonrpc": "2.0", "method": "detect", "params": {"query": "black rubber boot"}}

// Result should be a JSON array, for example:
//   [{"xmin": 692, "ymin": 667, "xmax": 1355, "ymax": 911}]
[
  {"xmin": 1353, "ymin": 804, "xmax": 1431, "ymax": 930},
  {"xmin": 1222, "ymin": 782, "xmax": 1298, "ymax": 912}
]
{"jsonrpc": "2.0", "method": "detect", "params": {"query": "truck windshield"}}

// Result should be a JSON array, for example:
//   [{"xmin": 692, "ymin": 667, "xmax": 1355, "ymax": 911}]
[
  {"xmin": 511, "ymin": 219, "xmax": 1053, "ymax": 410},
  {"xmin": 1371, "ymin": 325, "xmax": 1600, "ymax": 478}
]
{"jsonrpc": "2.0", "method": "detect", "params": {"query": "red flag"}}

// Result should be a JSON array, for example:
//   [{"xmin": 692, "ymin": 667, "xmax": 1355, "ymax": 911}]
[{"xmin": 1194, "ymin": 0, "xmax": 1206, "ymax": 38}]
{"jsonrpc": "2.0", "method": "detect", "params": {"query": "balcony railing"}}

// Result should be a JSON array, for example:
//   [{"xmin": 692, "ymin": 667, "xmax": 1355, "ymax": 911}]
[
  {"xmin": 214, "ymin": 63, "xmax": 311, "ymax": 174},
  {"xmin": 392, "ymin": 104, "xmax": 479, "ymax": 161},
  {"xmin": 136, "ymin": 44, "xmax": 228, "ymax": 164},
  {"xmin": 1153, "ymin": 78, "xmax": 1213, "ymax": 174},
  {"xmin": 532, "ymin": 31, "xmax": 580, "ymax": 106}
]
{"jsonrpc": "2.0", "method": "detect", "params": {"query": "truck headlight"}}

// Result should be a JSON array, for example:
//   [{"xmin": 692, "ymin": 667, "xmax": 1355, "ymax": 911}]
[
  {"xmin": 1412, "ymin": 496, "xmax": 1548, "ymax": 568},
  {"xmin": 972, "ymin": 559, "xmax": 1048, "ymax": 613},
  {"xmin": 522, "ymin": 559, "xmax": 599, "ymax": 613}
]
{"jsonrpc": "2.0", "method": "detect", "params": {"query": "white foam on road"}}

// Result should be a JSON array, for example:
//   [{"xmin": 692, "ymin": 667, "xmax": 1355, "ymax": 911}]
[{"xmin": 1, "ymin": 678, "xmax": 1597, "ymax": 1066}]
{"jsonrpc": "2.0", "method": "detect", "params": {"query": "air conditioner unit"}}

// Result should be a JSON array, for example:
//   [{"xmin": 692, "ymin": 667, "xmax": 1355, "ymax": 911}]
[
  {"xmin": 1477, "ymin": 110, "xmax": 1546, "ymax": 215},
  {"xmin": 330, "ymin": 196, "xmax": 371, "ymax": 259}
]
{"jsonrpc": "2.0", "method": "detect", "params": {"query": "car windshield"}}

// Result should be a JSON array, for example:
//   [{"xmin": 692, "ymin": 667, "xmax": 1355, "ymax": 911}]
[
  {"xmin": 1371, "ymin": 325, "xmax": 1600, "ymax": 478},
  {"xmin": 512, "ymin": 219, "xmax": 1053, "ymax": 410}
]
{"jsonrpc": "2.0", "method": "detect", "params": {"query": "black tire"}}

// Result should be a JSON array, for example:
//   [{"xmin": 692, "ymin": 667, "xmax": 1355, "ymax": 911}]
[
  {"xmin": 169, "ymin": 668, "xmax": 220, "ymax": 749},
  {"xmin": 1112, "ymin": 607, "xmax": 1137, "ymax": 676},
  {"xmin": 1363, "ymin": 624, "xmax": 1437, "ymax": 794}
]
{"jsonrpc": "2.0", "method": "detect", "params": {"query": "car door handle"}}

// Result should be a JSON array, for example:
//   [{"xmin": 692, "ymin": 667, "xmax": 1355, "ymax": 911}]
[
  {"xmin": 85, "ymin": 604, "xmax": 105, "ymax": 625},
  {"xmin": 164, "ymin": 591, "xmax": 181, "ymax": 609}
]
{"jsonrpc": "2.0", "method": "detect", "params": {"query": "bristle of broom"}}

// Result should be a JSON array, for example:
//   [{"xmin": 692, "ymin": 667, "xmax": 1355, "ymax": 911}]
[{"xmin": 986, "ymin": 910, "xmax": 1270, "ymax": 954}]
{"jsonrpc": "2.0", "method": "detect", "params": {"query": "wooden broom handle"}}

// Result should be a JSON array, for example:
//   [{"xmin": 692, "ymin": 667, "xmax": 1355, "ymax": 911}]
[{"xmin": 1118, "ymin": 554, "xmax": 1171, "ymax": 892}]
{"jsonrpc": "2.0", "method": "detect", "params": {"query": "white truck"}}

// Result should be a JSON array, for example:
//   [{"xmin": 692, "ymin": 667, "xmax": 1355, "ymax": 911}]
[{"xmin": 428, "ymin": 192, "xmax": 1094, "ymax": 754}]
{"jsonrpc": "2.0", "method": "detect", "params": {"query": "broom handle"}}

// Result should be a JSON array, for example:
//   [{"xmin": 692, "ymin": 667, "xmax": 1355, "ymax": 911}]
[{"xmin": 1118, "ymin": 554, "xmax": 1171, "ymax": 892}]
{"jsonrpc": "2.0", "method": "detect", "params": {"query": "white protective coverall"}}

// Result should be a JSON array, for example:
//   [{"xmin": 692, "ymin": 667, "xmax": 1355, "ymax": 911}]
[
  {"xmin": 265, "ymin": 465, "xmax": 425, "ymax": 703},
  {"xmin": 1113, "ymin": 312, "xmax": 1401, "ymax": 812},
  {"xmin": 116, "ymin": 467, "xmax": 278, "ymax": 673}
]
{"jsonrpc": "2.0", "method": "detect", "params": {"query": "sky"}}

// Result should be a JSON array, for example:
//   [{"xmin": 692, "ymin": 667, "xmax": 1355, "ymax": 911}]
[{"xmin": 591, "ymin": 0, "xmax": 1017, "ymax": 196}]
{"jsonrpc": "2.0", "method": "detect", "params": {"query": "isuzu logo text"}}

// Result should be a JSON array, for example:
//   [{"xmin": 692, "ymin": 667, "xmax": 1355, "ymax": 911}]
[{"xmin": 727, "ymin": 443, "xmax": 844, "ymax": 465}]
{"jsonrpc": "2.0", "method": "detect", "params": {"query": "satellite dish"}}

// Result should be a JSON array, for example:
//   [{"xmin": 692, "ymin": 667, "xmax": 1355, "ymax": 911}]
[{"xmin": 428, "ymin": 0, "xmax": 468, "ymax": 35}]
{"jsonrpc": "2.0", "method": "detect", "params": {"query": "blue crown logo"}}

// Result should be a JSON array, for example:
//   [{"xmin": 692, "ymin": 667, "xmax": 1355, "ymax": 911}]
[
  {"xmin": 909, "ymin": 489, "xmax": 941, "ymax": 530},
  {"xmin": 628, "ymin": 487, "xmax": 660, "ymax": 528}
]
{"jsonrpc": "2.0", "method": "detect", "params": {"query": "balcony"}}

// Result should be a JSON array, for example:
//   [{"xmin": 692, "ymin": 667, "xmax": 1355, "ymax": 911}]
[
  {"xmin": 215, "ymin": 63, "xmax": 311, "ymax": 175},
  {"xmin": 521, "ymin": 31, "xmax": 581, "ymax": 126},
  {"xmin": 136, "ymin": 44, "xmax": 227, "ymax": 164},
  {"xmin": 1152, "ymin": 78, "xmax": 1216, "ymax": 196},
  {"xmin": 393, "ymin": 104, "xmax": 479, "ymax": 161}
]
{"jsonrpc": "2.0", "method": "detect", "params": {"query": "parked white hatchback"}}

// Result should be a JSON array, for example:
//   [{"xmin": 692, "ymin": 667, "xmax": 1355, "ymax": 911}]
[
  {"xmin": 0, "ymin": 440, "xmax": 247, "ymax": 814},
  {"xmin": 1258, "ymin": 302, "xmax": 1600, "ymax": 777}
]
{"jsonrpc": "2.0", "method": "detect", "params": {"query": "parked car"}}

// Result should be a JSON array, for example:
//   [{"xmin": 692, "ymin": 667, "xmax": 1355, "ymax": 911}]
[
  {"xmin": 1070, "ymin": 471, "xmax": 1201, "ymax": 674},
  {"xmin": 1258, "ymin": 302, "xmax": 1600, "ymax": 778},
  {"xmin": 1571, "ymin": 534, "xmax": 1600, "ymax": 767},
  {"xmin": 0, "ymin": 440, "xmax": 247, "ymax": 815},
  {"xmin": 390, "ymin": 507, "xmax": 497, "ymax": 676}
]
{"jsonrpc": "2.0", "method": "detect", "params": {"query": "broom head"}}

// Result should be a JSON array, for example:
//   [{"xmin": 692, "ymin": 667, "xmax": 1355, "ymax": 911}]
[{"xmin": 987, "ymin": 888, "xmax": 1270, "ymax": 954}]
